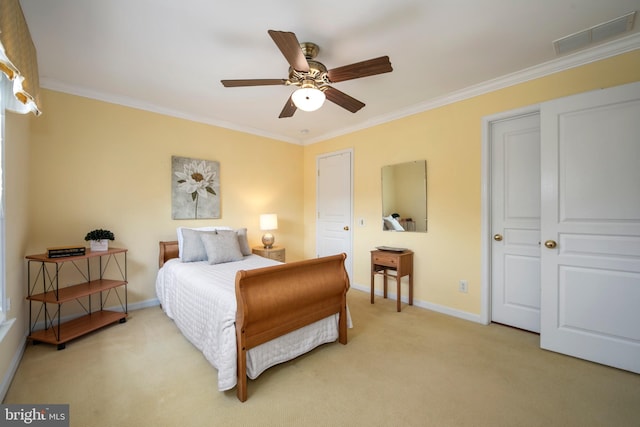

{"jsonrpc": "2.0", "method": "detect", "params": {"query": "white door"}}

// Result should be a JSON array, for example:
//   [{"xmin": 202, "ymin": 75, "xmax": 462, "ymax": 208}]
[
  {"xmin": 490, "ymin": 112, "xmax": 541, "ymax": 332},
  {"xmin": 540, "ymin": 81, "xmax": 640, "ymax": 373},
  {"xmin": 317, "ymin": 150, "xmax": 353, "ymax": 280}
]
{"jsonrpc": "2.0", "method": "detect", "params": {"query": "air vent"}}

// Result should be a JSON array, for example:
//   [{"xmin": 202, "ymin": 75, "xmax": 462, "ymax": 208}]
[{"xmin": 553, "ymin": 11, "xmax": 636, "ymax": 55}]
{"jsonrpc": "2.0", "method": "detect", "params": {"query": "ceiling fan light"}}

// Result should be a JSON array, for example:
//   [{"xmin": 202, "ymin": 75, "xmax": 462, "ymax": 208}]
[{"xmin": 292, "ymin": 87, "xmax": 326, "ymax": 112}]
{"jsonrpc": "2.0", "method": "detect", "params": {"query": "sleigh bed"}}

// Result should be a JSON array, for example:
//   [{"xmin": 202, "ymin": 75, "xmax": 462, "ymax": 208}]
[{"xmin": 155, "ymin": 228, "xmax": 350, "ymax": 402}]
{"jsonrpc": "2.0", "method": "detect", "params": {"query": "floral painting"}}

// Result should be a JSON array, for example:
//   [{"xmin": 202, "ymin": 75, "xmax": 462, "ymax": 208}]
[{"xmin": 172, "ymin": 156, "xmax": 220, "ymax": 219}]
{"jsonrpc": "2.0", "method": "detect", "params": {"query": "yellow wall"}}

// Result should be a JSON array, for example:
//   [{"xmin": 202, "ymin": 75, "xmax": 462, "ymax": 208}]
[
  {"xmin": 25, "ymin": 90, "xmax": 305, "ymax": 308},
  {"xmin": 303, "ymin": 50, "xmax": 640, "ymax": 315}
]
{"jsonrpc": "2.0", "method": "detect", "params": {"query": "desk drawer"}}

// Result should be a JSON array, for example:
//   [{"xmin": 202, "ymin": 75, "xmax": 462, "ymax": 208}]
[{"xmin": 372, "ymin": 253, "xmax": 398, "ymax": 268}]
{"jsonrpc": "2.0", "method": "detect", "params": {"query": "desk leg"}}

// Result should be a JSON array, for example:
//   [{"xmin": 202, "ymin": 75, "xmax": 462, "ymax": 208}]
[
  {"xmin": 396, "ymin": 274, "xmax": 402, "ymax": 312},
  {"xmin": 409, "ymin": 273, "xmax": 414, "ymax": 306},
  {"xmin": 383, "ymin": 271, "xmax": 388, "ymax": 299},
  {"xmin": 370, "ymin": 270, "xmax": 375, "ymax": 304}
]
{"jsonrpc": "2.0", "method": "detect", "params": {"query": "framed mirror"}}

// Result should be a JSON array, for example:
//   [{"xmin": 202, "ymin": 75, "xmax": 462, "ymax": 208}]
[{"xmin": 381, "ymin": 160, "xmax": 427, "ymax": 232}]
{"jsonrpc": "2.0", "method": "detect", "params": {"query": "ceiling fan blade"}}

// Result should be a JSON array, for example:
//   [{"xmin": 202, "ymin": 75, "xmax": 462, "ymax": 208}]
[
  {"xmin": 324, "ymin": 86, "xmax": 365, "ymax": 113},
  {"xmin": 268, "ymin": 30, "xmax": 309, "ymax": 72},
  {"xmin": 221, "ymin": 79, "xmax": 286, "ymax": 87},
  {"xmin": 326, "ymin": 56, "xmax": 392, "ymax": 83},
  {"xmin": 279, "ymin": 95, "xmax": 297, "ymax": 118}
]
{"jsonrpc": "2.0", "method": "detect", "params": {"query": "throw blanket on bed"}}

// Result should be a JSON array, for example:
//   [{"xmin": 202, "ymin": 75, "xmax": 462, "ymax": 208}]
[{"xmin": 156, "ymin": 254, "xmax": 347, "ymax": 391}]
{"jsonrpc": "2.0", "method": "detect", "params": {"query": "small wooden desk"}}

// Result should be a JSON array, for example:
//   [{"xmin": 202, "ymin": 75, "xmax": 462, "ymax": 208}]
[{"xmin": 370, "ymin": 249, "xmax": 414, "ymax": 312}]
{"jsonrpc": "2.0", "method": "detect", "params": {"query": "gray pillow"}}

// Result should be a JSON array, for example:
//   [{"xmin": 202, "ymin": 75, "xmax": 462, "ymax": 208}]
[
  {"xmin": 201, "ymin": 231, "xmax": 244, "ymax": 264},
  {"xmin": 181, "ymin": 229, "xmax": 217, "ymax": 262},
  {"xmin": 216, "ymin": 229, "xmax": 251, "ymax": 256},
  {"xmin": 234, "ymin": 228, "xmax": 251, "ymax": 256}
]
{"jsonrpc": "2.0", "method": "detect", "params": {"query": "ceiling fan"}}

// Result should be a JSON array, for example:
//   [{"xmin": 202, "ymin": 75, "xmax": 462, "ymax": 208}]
[{"xmin": 221, "ymin": 30, "xmax": 393, "ymax": 118}]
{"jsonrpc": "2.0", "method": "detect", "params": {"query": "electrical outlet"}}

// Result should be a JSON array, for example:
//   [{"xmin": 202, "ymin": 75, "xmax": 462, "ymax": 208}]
[{"xmin": 459, "ymin": 280, "xmax": 468, "ymax": 293}]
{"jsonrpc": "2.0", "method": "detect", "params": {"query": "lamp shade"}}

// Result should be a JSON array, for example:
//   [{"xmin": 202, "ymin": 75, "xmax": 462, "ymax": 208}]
[
  {"xmin": 291, "ymin": 87, "xmax": 325, "ymax": 112},
  {"xmin": 260, "ymin": 214, "xmax": 278, "ymax": 230}
]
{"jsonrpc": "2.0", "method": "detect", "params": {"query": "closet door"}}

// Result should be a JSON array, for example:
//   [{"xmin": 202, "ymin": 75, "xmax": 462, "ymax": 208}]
[{"xmin": 540, "ymin": 81, "xmax": 640, "ymax": 373}]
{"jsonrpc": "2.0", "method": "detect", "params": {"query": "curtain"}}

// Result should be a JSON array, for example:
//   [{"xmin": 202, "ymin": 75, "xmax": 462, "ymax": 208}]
[{"xmin": 0, "ymin": 0, "xmax": 41, "ymax": 115}]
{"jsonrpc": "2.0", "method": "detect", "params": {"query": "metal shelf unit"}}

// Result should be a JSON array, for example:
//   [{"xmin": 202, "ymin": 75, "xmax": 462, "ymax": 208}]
[{"xmin": 26, "ymin": 247, "xmax": 128, "ymax": 349}]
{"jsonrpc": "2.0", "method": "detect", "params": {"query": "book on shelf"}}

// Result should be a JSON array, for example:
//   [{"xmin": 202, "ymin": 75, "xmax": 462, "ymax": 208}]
[{"xmin": 46, "ymin": 246, "xmax": 86, "ymax": 258}]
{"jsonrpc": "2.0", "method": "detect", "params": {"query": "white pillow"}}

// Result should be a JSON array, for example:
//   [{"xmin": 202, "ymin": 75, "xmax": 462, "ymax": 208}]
[
  {"xmin": 200, "ymin": 232, "xmax": 244, "ymax": 264},
  {"xmin": 176, "ymin": 226, "xmax": 232, "ymax": 257},
  {"xmin": 383, "ymin": 215, "xmax": 405, "ymax": 231}
]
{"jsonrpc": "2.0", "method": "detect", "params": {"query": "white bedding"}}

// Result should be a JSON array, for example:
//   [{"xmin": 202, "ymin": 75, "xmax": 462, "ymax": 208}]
[{"xmin": 156, "ymin": 254, "xmax": 347, "ymax": 391}]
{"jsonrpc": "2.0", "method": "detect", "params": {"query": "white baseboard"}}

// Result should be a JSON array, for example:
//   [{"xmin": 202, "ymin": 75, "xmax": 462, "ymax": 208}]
[
  {"xmin": 350, "ymin": 283, "xmax": 483, "ymax": 324},
  {"xmin": 128, "ymin": 298, "xmax": 160, "ymax": 311}
]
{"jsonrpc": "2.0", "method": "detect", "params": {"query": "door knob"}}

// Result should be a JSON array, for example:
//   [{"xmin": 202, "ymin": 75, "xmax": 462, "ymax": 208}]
[
  {"xmin": 493, "ymin": 234, "xmax": 503, "ymax": 241},
  {"xmin": 544, "ymin": 240, "xmax": 557, "ymax": 249},
  {"xmin": 343, "ymin": 226, "xmax": 349, "ymax": 231}
]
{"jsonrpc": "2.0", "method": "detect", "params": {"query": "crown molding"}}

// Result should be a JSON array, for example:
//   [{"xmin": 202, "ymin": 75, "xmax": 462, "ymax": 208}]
[
  {"xmin": 304, "ymin": 32, "xmax": 640, "ymax": 145},
  {"xmin": 40, "ymin": 33, "xmax": 639, "ymax": 146},
  {"xmin": 38, "ymin": 79, "xmax": 304, "ymax": 145}
]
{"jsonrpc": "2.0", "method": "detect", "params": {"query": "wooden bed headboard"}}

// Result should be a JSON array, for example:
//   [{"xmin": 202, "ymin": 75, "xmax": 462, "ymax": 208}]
[{"xmin": 159, "ymin": 240, "xmax": 179, "ymax": 267}]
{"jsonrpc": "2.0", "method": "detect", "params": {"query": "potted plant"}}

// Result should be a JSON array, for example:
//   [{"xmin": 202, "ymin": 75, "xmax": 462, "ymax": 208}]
[{"xmin": 84, "ymin": 229, "xmax": 115, "ymax": 251}]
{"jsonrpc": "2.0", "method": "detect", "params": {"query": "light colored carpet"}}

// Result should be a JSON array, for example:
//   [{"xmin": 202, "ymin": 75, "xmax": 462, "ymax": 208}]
[{"xmin": 4, "ymin": 289, "xmax": 640, "ymax": 427}]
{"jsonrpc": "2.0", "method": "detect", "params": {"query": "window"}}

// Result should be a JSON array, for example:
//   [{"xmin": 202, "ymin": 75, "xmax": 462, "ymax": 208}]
[
  {"xmin": 0, "ymin": 80, "xmax": 6, "ymax": 326},
  {"xmin": 0, "ymin": 0, "xmax": 42, "ymax": 335},
  {"xmin": 0, "ymin": 74, "xmax": 20, "ymax": 341}
]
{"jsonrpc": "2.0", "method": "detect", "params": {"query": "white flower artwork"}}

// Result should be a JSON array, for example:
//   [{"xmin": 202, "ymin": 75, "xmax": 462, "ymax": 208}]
[{"xmin": 172, "ymin": 156, "xmax": 220, "ymax": 219}]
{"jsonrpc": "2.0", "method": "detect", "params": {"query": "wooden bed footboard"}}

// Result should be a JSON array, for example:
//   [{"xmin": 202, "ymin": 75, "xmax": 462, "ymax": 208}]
[
  {"xmin": 158, "ymin": 241, "xmax": 350, "ymax": 402},
  {"xmin": 235, "ymin": 253, "xmax": 350, "ymax": 402}
]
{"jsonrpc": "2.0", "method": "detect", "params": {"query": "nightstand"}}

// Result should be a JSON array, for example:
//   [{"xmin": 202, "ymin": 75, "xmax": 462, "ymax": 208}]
[
  {"xmin": 252, "ymin": 246, "xmax": 285, "ymax": 262},
  {"xmin": 371, "ymin": 249, "xmax": 413, "ymax": 312}
]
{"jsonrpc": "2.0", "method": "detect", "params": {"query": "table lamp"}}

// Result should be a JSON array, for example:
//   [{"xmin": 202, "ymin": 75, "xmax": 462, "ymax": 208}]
[{"xmin": 259, "ymin": 214, "xmax": 278, "ymax": 249}]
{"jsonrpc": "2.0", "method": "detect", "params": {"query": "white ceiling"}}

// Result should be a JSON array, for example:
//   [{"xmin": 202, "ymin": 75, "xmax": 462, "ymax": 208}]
[{"xmin": 19, "ymin": 0, "xmax": 640, "ymax": 144}]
